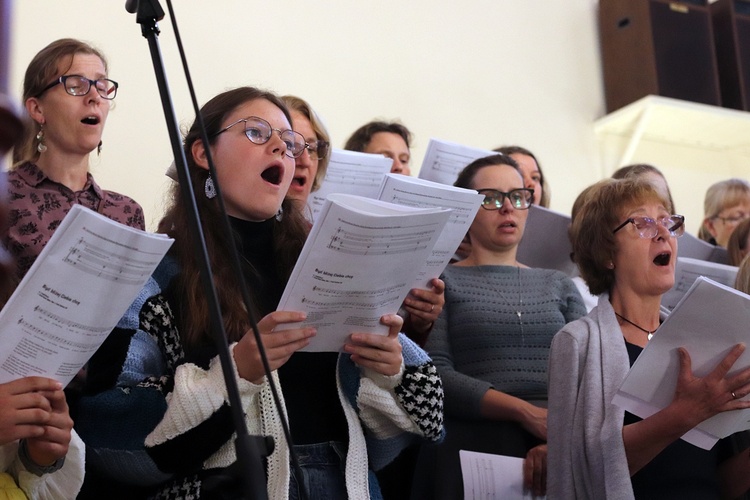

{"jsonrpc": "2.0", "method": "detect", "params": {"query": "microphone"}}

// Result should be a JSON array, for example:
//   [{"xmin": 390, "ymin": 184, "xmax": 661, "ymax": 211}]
[{"xmin": 125, "ymin": 0, "xmax": 138, "ymax": 14}]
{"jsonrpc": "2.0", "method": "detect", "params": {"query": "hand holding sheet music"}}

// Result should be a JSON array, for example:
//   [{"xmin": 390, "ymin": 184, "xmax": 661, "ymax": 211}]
[
  {"xmin": 276, "ymin": 193, "xmax": 451, "ymax": 352},
  {"xmin": 0, "ymin": 205, "xmax": 173, "ymax": 386},
  {"xmin": 612, "ymin": 277, "xmax": 750, "ymax": 449}
]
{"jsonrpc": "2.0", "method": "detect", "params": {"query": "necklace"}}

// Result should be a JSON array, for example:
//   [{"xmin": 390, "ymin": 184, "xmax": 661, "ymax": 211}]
[
  {"xmin": 481, "ymin": 265, "xmax": 524, "ymax": 343},
  {"xmin": 614, "ymin": 312, "xmax": 657, "ymax": 340}
]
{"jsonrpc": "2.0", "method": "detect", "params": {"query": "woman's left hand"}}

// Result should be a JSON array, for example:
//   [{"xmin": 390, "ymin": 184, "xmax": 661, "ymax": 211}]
[
  {"xmin": 402, "ymin": 278, "xmax": 445, "ymax": 333},
  {"xmin": 344, "ymin": 314, "xmax": 403, "ymax": 376},
  {"xmin": 523, "ymin": 443, "xmax": 547, "ymax": 497}
]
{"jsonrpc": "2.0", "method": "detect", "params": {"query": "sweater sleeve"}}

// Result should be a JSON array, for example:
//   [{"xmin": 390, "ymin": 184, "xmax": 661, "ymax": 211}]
[
  {"xmin": 144, "ymin": 343, "xmax": 266, "ymax": 473},
  {"xmin": 547, "ymin": 326, "xmax": 583, "ymax": 500},
  {"xmin": 557, "ymin": 273, "xmax": 588, "ymax": 324},
  {"xmin": 11, "ymin": 430, "xmax": 85, "ymax": 500},
  {"xmin": 424, "ymin": 302, "xmax": 492, "ymax": 419},
  {"xmin": 355, "ymin": 334, "xmax": 444, "ymax": 443}
]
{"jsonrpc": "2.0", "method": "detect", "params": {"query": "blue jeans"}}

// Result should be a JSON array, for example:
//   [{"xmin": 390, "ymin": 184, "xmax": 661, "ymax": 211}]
[{"xmin": 288, "ymin": 441, "xmax": 383, "ymax": 500}]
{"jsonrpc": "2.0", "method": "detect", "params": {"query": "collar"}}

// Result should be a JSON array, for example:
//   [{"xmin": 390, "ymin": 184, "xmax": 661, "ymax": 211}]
[{"xmin": 16, "ymin": 162, "xmax": 103, "ymax": 198}]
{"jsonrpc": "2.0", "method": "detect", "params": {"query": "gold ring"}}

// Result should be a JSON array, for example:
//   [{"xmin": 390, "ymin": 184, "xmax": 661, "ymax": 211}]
[{"xmin": 732, "ymin": 391, "xmax": 738, "ymax": 399}]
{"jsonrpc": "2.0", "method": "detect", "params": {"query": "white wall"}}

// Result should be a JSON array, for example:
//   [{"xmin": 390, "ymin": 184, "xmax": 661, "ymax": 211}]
[{"xmin": 7, "ymin": 0, "xmax": 742, "ymax": 234}]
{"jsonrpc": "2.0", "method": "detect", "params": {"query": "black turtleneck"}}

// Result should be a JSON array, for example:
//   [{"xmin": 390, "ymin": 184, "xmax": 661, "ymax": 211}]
[{"xmin": 230, "ymin": 217, "xmax": 348, "ymax": 446}]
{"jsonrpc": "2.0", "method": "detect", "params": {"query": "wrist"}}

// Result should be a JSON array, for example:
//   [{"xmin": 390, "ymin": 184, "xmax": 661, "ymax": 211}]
[{"xmin": 18, "ymin": 439, "xmax": 65, "ymax": 476}]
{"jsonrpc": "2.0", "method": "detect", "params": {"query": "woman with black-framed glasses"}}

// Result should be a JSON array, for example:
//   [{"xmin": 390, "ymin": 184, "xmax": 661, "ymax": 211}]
[
  {"xmin": 548, "ymin": 177, "xmax": 750, "ymax": 499},
  {"xmin": 413, "ymin": 154, "xmax": 586, "ymax": 499},
  {"xmin": 6, "ymin": 38, "xmax": 144, "ymax": 281}
]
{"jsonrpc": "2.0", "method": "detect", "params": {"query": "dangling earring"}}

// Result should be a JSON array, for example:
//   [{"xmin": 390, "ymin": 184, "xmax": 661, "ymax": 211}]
[
  {"xmin": 36, "ymin": 126, "xmax": 47, "ymax": 153},
  {"xmin": 204, "ymin": 174, "xmax": 216, "ymax": 199},
  {"xmin": 275, "ymin": 206, "xmax": 284, "ymax": 222},
  {"xmin": 97, "ymin": 141, "xmax": 103, "ymax": 156}
]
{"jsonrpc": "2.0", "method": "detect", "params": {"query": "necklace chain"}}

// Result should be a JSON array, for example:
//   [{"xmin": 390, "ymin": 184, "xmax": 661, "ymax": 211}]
[
  {"xmin": 483, "ymin": 266, "xmax": 524, "ymax": 343},
  {"xmin": 614, "ymin": 312, "xmax": 657, "ymax": 340}
]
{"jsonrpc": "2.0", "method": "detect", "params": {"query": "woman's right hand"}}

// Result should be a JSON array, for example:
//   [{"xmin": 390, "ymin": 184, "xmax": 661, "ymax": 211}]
[{"xmin": 232, "ymin": 311, "xmax": 316, "ymax": 384}]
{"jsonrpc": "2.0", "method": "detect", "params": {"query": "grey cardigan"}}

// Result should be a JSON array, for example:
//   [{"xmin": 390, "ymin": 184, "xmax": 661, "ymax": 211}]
[{"xmin": 547, "ymin": 294, "xmax": 635, "ymax": 500}]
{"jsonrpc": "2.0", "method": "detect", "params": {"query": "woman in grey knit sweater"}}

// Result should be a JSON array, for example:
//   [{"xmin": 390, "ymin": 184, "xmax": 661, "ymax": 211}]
[{"xmin": 413, "ymin": 154, "xmax": 586, "ymax": 499}]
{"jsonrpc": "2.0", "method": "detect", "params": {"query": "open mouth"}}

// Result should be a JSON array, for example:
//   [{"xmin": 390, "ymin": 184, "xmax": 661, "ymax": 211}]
[
  {"xmin": 292, "ymin": 175, "xmax": 307, "ymax": 187},
  {"xmin": 653, "ymin": 252, "xmax": 671, "ymax": 266},
  {"xmin": 261, "ymin": 165, "xmax": 283, "ymax": 185},
  {"xmin": 81, "ymin": 116, "xmax": 100, "ymax": 125}
]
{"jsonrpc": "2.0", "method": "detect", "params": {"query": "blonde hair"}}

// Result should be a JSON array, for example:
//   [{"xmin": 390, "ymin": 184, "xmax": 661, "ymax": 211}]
[{"xmin": 699, "ymin": 178, "xmax": 750, "ymax": 242}]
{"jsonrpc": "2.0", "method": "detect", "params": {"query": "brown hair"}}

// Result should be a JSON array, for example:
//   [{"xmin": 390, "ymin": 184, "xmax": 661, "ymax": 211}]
[
  {"xmin": 158, "ymin": 87, "xmax": 308, "ymax": 352},
  {"xmin": 736, "ymin": 254, "xmax": 750, "ymax": 295},
  {"xmin": 570, "ymin": 178, "xmax": 666, "ymax": 295},
  {"xmin": 280, "ymin": 95, "xmax": 331, "ymax": 192},
  {"xmin": 344, "ymin": 120, "xmax": 412, "ymax": 152},
  {"xmin": 13, "ymin": 38, "xmax": 108, "ymax": 165},
  {"xmin": 493, "ymin": 145, "xmax": 550, "ymax": 208},
  {"xmin": 453, "ymin": 153, "xmax": 520, "ymax": 190},
  {"xmin": 728, "ymin": 217, "xmax": 750, "ymax": 267},
  {"xmin": 611, "ymin": 163, "xmax": 676, "ymax": 214}
]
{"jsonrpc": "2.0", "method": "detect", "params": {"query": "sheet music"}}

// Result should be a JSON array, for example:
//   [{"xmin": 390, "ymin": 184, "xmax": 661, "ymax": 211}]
[
  {"xmin": 417, "ymin": 138, "xmax": 495, "ymax": 186},
  {"xmin": 679, "ymin": 232, "xmax": 730, "ymax": 265},
  {"xmin": 277, "ymin": 193, "xmax": 451, "ymax": 352},
  {"xmin": 516, "ymin": 204, "xmax": 577, "ymax": 276},
  {"xmin": 308, "ymin": 149, "xmax": 393, "ymax": 223},
  {"xmin": 459, "ymin": 450, "xmax": 544, "ymax": 500},
  {"xmin": 376, "ymin": 173, "xmax": 484, "ymax": 288},
  {"xmin": 613, "ymin": 277, "xmax": 750, "ymax": 449},
  {"xmin": 661, "ymin": 257, "xmax": 738, "ymax": 311},
  {"xmin": 0, "ymin": 205, "xmax": 173, "ymax": 386}
]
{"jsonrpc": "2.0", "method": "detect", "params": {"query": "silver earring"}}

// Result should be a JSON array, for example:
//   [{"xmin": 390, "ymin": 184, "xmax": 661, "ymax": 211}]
[
  {"xmin": 204, "ymin": 175, "xmax": 216, "ymax": 199},
  {"xmin": 36, "ymin": 126, "xmax": 47, "ymax": 153},
  {"xmin": 275, "ymin": 206, "xmax": 284, "ymax": 222},
  {"xmin": 97, "ymin": 141, "xmax": 103, "ymax": 155}
]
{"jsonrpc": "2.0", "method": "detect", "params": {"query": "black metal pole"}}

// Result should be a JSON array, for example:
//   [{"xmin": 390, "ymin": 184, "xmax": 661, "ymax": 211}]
[{"xmin": 127, "ymin": 2, "xmax": 270, "ymax": 499}]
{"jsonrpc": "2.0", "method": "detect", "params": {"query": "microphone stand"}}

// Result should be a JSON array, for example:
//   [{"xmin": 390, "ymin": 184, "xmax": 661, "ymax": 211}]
[{"xmin": 126, "ymin": 2, "xmax": 271, "ymax": 498}]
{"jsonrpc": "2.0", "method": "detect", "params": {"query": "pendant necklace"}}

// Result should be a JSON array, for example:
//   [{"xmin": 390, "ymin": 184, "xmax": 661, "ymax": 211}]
[
  {"xmin": 614, "ymin": 312, "xmax": 657, "ymax": 340},
  {"xmin": 484, "ymin": 265, "xmax": 524, "ymax": 344}
]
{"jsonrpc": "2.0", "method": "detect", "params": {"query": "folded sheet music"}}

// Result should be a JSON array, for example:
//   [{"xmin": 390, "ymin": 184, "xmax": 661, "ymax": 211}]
[
  {"xmin": 417, "ymin": 138, "xmax": 495, "ymax": 186},
  {"xmin": 277, "ymin": 193, "xmax": 451, "ymax": 352},
  {"xmin": 516, "ymin": 204, "xmax": 577, "ymax": 276},
  {"xmin": 376, "ymin": 173, "xmax": 483, "ymax": 288},
  {"xmin": 613, "ymin": 277, "xmax": 750, "ymax": 449},
  {"xmin": 308, "ymin": 149, "xmax": 393, "ymax": 222},
  {"xmin": 661, "ymin": 257, "xmax": 738, "ymax": 311},
  {"xmin": 459, "ymin": 450, "xmax": 545, "ymax": 499},
  {"xmin": 0, "ymin": 204, "xmax": 173, "ymax": 386}
]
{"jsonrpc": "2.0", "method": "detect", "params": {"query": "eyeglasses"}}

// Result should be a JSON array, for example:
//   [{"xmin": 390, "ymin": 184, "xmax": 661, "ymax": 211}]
[
  {"xmin": 477, "ymin": 188, "xmax": 534, "ymax": 210},
  {"xmin": 612, "ymin": 214, "xmax": 685, "ymax": 238},
  {"xmin": 303, "ymin": 140, "xmax": 330, "ymax": 161},
  {"xmin": 712, "ymin": 213, "xmax": 749, "ymax": 225},
  {"xmin": 214, "ymin": 116, "xmax": 306, "ymax": 159},
  {"xmin": 37, "ymin": 74, "xmax": 118, "ymax": 100}
]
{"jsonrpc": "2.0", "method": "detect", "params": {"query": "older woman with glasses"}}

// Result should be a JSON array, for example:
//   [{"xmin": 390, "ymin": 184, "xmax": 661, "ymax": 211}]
[
  {"xmin": 548, "ymin": 177, "xmax": 750, "ymax": 499},
  {"xmin": 281, "ymin": 95, "xmax": 330, "ymax": 218},
  {"xmin": 699, "ymin": 178, "xmax": 750, "ymax": 248},
  {"xmin": 413, "ymin": 154, "xmax": 586, "ymax": 499},
  {"xmin": 7, "ymin": 38, "xmax": 144, "ymax": 280}
]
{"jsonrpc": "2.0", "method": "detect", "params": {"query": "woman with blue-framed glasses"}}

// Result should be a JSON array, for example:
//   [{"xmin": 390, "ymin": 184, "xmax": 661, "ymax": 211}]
[{"xmin": 6, "ymin": 38, "xmax": 144, "ymax": 281}]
